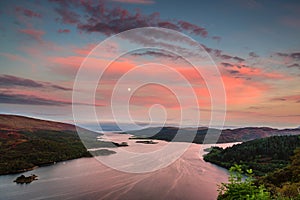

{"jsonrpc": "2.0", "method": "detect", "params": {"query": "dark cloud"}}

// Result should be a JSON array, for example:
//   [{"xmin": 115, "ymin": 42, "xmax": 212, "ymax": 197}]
[
  {"xmin": 58, "ymin": 29, "xmax": 71, "ymax": 33},
  {"xmin": 0, "ymin": 92, "xmax": 105, "ymax": 106},
  {"xmin": 0, "ymin": 93, "xmax": 68, "ymax": 106},
  {"xmin": 287, "ymin": 63, "xmax": 300, "ymax": 69},
  {"xmin": 238, "ymin": 64, "xmax": 250, "ymax": 69},
  {"xmin": 220, "ymin": 62, "xmax": 249, "ymax": 69},
  {"xmin": 221, "ymin": 62, "xmax": 233, "ymax": 67},
  {"xmin": 271, "ymin": 97, "xmax": 286, "ymax": 101},
  {"xmin": 131, "ymin": 50, "xmax": 179, "ymax": 59},
  {"xmin": 212, "ymin": 36, "xmax": 221, "ymax": 42},
  {"xmin": 220, "ymin": 62, "xmax": 257, "ymax": 80},
  {"xmin": 111, "ymin": 0, "xmax": 155, "ymax": 4},
  {"xmin": 15, "ymin": 6, "xmax": 42, "ymax": 18},
  {"xmin": 201, "ymin": 44, "xmax": 212, "ymax": 53},
  {"xmin": 0, "ymin": 74, "xmax": 72, "ymax": 91},
  {"xmin": 276, "ymin": 52, "xmax": 300, "ymax": 61},
  {"xmin": 55, "ymin": 7, "xmax": 80, "ymax": 24},
  {"xmin": 0, "ymin": 74, "xmax": 43, "ymax": 88},
  {"xmin": 201, "ymin": 44, "xmax": 246, "ymax": 64},
  {"xmin": 50, "ymin": 84, "xmax": 72, "ymax": 91},
  {"xmin": 157, "ymin": 21, "xmax": 180, "ymax": 30},
  {"xmin": 178, "ymin": 21, "xmax": 208, "ymax": 37},
  {"xmin": 248, "ymin": 106, "xmax": 262, "ymax": 110},
  {"xmin": 232, "ymin": 56, "xmax": 245, "ymax": 63},
  {"xmin": 228, "ymin": 70, "xmax": 240, "ymax": 74},
  {"xmin": 276, "ymin": 52, "xmax": 289, "ymax": 57},
  {"xmin": 270, "ymin": 95, "xmax": 300, "ymax": 103},
  {"xmin": 220, "ymin": 54, "xmax": 232, "ymax": 59},
  {"xmin": 291, "ymin": 53, "xmax": 300, "ymax": 60},
  {"xmin": 213, "ymin": 49, "xmax": 222, "ymax": 57},
  {"xmin": 249, "ymin": 52, "xmax": 259, "ymax": 58},
  {"xmin": 49, "ymin": 0, "xmax": 212, "ymax": 38}
]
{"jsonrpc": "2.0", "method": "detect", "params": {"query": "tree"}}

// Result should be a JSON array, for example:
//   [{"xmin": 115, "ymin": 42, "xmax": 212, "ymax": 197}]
[{"xmin": 217, "ymin": 164, "xmax": 270, "ymax": 200}]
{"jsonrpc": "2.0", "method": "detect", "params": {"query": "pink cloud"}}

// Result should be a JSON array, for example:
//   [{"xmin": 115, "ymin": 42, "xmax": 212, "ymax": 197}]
[
  {"xmin": 18, "ymin": 28, "xmax": 45, "ymax": 42},
  {"xmin": 0, "ymin": 53, "xmax": 30, "ymax": 64},
  {"xmin": 45, "ymin": 46, "xmax": 290, "ymax": 115},
  {"xmin": 222, "ymin": 75, "xmax": 268, "ymax": 105},
  {"xmin": 58, "ymin": 29, "xmax": 71, "ymax": 33},
  {"xmin": 15, "ymin": 6, "xmax": 42, "ymax": 18},
  {"xmin": 220, "ymin": 62, "xmax": 288, "ymax": 80},
  {"xmin": 130, "ymin": 86, "xmax": 180, "ymax": 109},
  {"xmin": 177, "ymin": 66, "xmax": 268, "ymax": 106},
  {"xmin": 73, "ymin": 44, "xmax": 97, "ymax": 56},
  {"xmin": 178, "ymin": 21, "xmax": 208, "ymax": 37}
]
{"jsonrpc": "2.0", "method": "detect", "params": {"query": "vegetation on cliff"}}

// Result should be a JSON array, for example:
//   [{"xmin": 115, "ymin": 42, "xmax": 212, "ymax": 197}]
[
  {"xmin": 204, "ymin": 135, "xmax": 300, "ymax": 176},
  {"xmin": 204, "ymin": 135, "xmax": 300, "ymax": 199},
  {"xmin": 0, "ymin": 115, "xmax": 114, "ymax": 175}
]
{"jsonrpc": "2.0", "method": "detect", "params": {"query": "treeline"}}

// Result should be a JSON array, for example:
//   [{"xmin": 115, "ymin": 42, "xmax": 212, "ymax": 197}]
[{"xmin": 203, "ymin": 135, "xmax": 300, "ymax": 176}]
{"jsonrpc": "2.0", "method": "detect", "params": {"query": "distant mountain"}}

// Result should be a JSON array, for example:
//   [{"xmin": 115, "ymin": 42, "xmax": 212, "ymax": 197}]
[
  {"xmin": 0, "ymin": 114, "xmax": 113, "ymax": 175},
  {"xmin": 125, "ymin": 126, "xmax": 300, "ymax": 144}
]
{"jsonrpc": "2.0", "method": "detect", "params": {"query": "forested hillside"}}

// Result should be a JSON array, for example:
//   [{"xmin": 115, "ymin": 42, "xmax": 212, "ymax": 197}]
[
  {"xmin": 257, "ymin": 148, "xmax": 300, "ymax": 198},
  {"xmin": 0, "ymin": 115, "xmax": 113, "ymax": 175},
  {"xmin": 204, "ymin": 135, "xmax": 300, "ymax": 176}
]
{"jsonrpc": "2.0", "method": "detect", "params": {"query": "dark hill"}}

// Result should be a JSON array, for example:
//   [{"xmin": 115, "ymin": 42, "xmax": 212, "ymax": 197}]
[
  {"xmin": 0, "ymin": 114, "xmax": 76, "ymax": 132},
  {"xmin": 125, "ymin": 126, "xmax": 300, "ymax": 144},
  {"xmin": 0, "ymin": 114, "xmax": 113, "ymax": 175},
  {"xmin": 203, "ymin": 135, "xmax": 300, "ymax": 176}
]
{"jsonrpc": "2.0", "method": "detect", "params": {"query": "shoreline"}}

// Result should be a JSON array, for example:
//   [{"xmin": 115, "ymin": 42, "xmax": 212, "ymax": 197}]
[
  {"xmin": 0, "ymin": 154, "xmax": 93, "ymax": 176},
  {"xmin": 0, "ymin": 141, "xmax": 228, "ymax": 176}
]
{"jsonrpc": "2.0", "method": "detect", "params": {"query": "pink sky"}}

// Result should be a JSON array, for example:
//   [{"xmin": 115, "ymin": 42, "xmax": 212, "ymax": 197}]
[{"xmin": 0, "ymin": 0, "xmax": 299, "ymax": 128}]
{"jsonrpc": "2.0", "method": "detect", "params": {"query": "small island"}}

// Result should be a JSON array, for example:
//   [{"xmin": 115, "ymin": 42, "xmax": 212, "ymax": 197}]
[
  {"xmin": 14, "ymin": 174, "xmax": 38, "ymax": 184},
  {"xmin": 112, "ymin": 142, "xmax": 129, "ymax": 147},
  {"xmin": 135, "ymin": 140, "xmax": 158, "ymax": 144},
  {"xmin": 89, "ymin": 149, "xmax": 117, "ymax": 156}
]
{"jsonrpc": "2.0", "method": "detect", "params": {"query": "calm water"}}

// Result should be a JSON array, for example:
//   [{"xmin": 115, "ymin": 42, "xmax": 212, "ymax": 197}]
[{"xmin": 0, "ymin": 134, "xmax": 236, "ymax": 200}]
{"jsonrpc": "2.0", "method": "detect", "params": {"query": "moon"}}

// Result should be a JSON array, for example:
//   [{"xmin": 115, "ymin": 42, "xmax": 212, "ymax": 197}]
[{"xmin": 127, "ymin": 87, "xmax": 131, "ymax": 92}]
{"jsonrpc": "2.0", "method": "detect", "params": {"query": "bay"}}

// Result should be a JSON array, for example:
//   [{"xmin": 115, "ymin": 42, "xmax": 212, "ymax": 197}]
[{"xmin": 0, "ymin": 133, "xmax": 237, "ymax": 200}]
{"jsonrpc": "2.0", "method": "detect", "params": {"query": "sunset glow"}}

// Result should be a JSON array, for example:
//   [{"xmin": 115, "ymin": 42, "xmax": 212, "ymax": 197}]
[{"xmin": 0, "ymin": 0, "xmax": 299, "ymax": 128}]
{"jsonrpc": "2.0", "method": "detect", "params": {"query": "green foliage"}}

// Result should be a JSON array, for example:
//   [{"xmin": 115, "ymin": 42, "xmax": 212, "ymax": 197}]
[
  {"xmin": 207, "ymin": 136, "xmax": 300, "ymax": 199},
  {"xmin": 257, "ymin": 148, "xmax": 300, "ymax": 199},
  {"xmin": 214, "ymin": 144, "xmax": 300, "ymax": 199},
  {"xmin": 217, "ymin": 164, "xmax": 270, "ymax": 200},
  {"xmin": 204, "ymin": 135, "xmax": 300, "ymax": 176}
]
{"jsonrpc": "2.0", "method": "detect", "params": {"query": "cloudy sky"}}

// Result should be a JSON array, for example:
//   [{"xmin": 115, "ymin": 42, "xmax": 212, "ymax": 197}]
[{"xmin": 0, "ymin": 0, "xmax": 299, "ymax": 129}]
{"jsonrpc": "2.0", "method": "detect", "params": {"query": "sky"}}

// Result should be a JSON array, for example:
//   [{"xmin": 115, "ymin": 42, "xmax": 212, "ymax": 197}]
[{"xmin": 0, "ymin": 0, "xmax": 299, "ymax": 129}]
